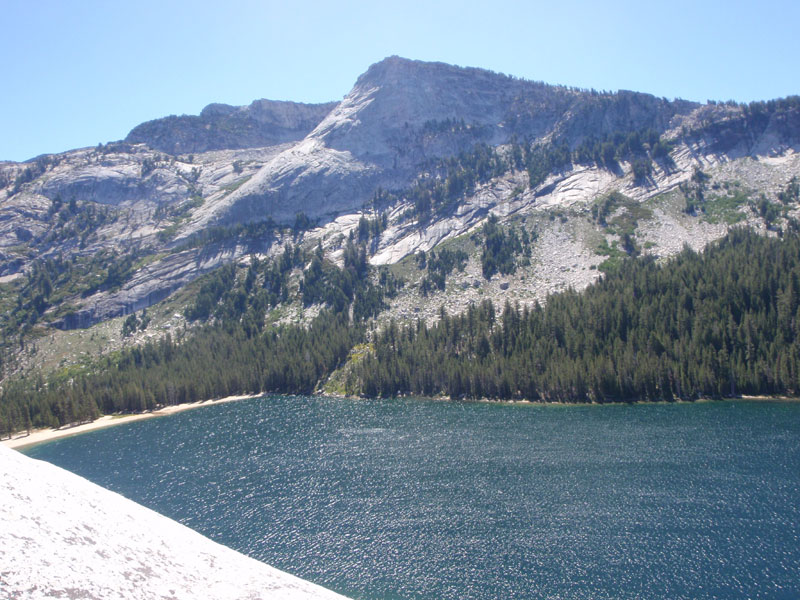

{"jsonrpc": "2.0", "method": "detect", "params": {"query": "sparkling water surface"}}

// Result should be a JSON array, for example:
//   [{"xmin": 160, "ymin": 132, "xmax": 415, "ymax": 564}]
[{"xmin": 26, "ymin": 397, "xmax": 800, "ymax": 599}]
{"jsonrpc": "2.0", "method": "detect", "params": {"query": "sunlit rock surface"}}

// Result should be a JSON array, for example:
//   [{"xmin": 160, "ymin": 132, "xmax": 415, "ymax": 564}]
[
  {"xmin": 0, "ymin": 446, "xmax": 349, "ymax": 600},
  {"xmin": 0, "ymin": 56, "xmax": 797, "ymax": 331}
]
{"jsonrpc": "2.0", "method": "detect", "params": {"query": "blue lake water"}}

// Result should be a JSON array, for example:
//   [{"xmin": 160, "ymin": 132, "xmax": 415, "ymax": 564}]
[{"xmin": 26, "ymin": 396, "xmax": 800, "ymax": 599}]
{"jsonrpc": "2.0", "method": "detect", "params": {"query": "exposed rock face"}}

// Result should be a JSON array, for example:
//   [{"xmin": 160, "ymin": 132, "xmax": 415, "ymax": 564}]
[
  {"xmin": 0, "ymin": 446, "xmax": 350, "ymax": 599},
  {"xmin": 126, "ymin": 99, "xmax": 337, "ymax": 155},
  {"xmin": 218, "ymin": 57, "xmax": 700, "ymax": 226},
  {"xmin": 311, "ymin": 56, "xmax": 692, "ymax": 160},
  {"xmin": 40, "ymin": 157, "xmax": 185, "ymax": 207},
  {"xmin": 52, "ymin": 236, "xmax": 278, "ymax": 329},
  {"xmin": 0, "ymin": 56, "xmax": 798, "ymax": 331}
]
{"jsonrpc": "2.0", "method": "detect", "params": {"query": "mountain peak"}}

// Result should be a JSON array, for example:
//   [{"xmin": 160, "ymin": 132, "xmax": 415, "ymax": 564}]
[
  {"xmin": 356, "ymin": 56, "xmax": 498, "ymax": 88},
  {"xmin": 356, "ymin": 55, "xmax": 427, "ymax": 86}
]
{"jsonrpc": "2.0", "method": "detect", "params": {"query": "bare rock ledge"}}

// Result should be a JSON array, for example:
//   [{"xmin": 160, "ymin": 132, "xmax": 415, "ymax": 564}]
[{"xmin": 0, "ymin": 445, "xmax": 350, "ymax": 600}]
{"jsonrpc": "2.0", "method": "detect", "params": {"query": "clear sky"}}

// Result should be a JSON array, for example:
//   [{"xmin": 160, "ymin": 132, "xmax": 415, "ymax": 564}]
[{"xmin": 2, "ymin": 0, "xmax": 798, "ymax": 162}]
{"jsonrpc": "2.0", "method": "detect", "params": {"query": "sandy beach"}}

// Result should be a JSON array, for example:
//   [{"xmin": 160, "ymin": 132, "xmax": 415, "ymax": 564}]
[{"xmin": 2, "ymin": 394, "xmax": 262, "ymax": 451}]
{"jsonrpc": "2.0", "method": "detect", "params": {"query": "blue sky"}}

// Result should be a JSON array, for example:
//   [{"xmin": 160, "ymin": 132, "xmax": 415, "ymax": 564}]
[{"xmin": 2, "ymin": 0, "xmax": 798, "ymax": 162}]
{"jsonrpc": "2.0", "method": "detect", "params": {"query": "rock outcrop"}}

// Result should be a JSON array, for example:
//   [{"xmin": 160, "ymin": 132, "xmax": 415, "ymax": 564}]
[
  {"xmin": 217, "ymin": 57, "xmax": 701, "ymax": 226},
  {"xmin": 126, "ymin": 99, "xmax": 338, "ymax": 155},
  {"xmin": 0, "ymin": 445, "xmax": 349, "ymax": 600}
]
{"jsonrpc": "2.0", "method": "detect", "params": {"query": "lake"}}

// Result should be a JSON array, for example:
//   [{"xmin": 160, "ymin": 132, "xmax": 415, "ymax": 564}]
[{"xmin": 26, "ymin": 396, "xmax": 800, "ymax": 599}]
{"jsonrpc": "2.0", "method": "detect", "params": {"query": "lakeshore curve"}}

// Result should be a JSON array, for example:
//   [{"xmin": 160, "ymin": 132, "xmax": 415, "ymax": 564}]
[{"xmin": 2, "ymin": 393, "xmax": 262, "ymax": 450}]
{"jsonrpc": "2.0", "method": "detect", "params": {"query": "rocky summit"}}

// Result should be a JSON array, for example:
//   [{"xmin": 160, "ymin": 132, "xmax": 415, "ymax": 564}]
[{"xmin": 0, "ymin": 56, "xmax": 798, "ymax": 369}]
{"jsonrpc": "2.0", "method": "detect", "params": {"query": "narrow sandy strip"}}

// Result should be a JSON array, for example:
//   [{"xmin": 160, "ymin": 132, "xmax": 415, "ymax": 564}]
[
  {"xmin": 6, "ymin": 393, "xmax": 796, "ymax": 451},
  {"xmin": 2, "ymin": 393, "xmax": 262, "ymax": 450}
]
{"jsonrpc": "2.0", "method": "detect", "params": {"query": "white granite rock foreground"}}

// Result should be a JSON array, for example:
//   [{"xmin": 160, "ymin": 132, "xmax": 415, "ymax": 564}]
[{"xmin": 0, "ymin": 445, "xmax": 349, "ymax": 600}]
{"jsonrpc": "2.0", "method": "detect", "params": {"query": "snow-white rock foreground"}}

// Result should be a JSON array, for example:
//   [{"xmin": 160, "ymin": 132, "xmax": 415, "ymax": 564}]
[{"xmin": 0, "ymin": 446, "xmax": 350, "ymax": 600}]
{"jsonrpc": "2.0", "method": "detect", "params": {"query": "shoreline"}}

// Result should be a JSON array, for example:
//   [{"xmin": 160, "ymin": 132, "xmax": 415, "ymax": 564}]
[
  {"xmin": 2, "ymin": 394, "xmax": 262, "ymax": 451},
  {"xmin": 5, "ymin": 392, "xmax": 799, "ymax": 451}
]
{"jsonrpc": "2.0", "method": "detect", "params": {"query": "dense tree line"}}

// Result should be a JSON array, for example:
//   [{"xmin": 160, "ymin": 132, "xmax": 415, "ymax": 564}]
[
  {"xmin": 0, "ymin": 236, "xmax": 395, "ymax": 435},
  {"xmin": 6, "ymin": 226, "xmax": 800, "ymax": 435},
  {"xmin": 0, "ymin": 311, "xmax": 361, "ymax": 436},
  {"xmin": 351, "ymin": 228, "xmax": 800, "ymax": 402}
]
